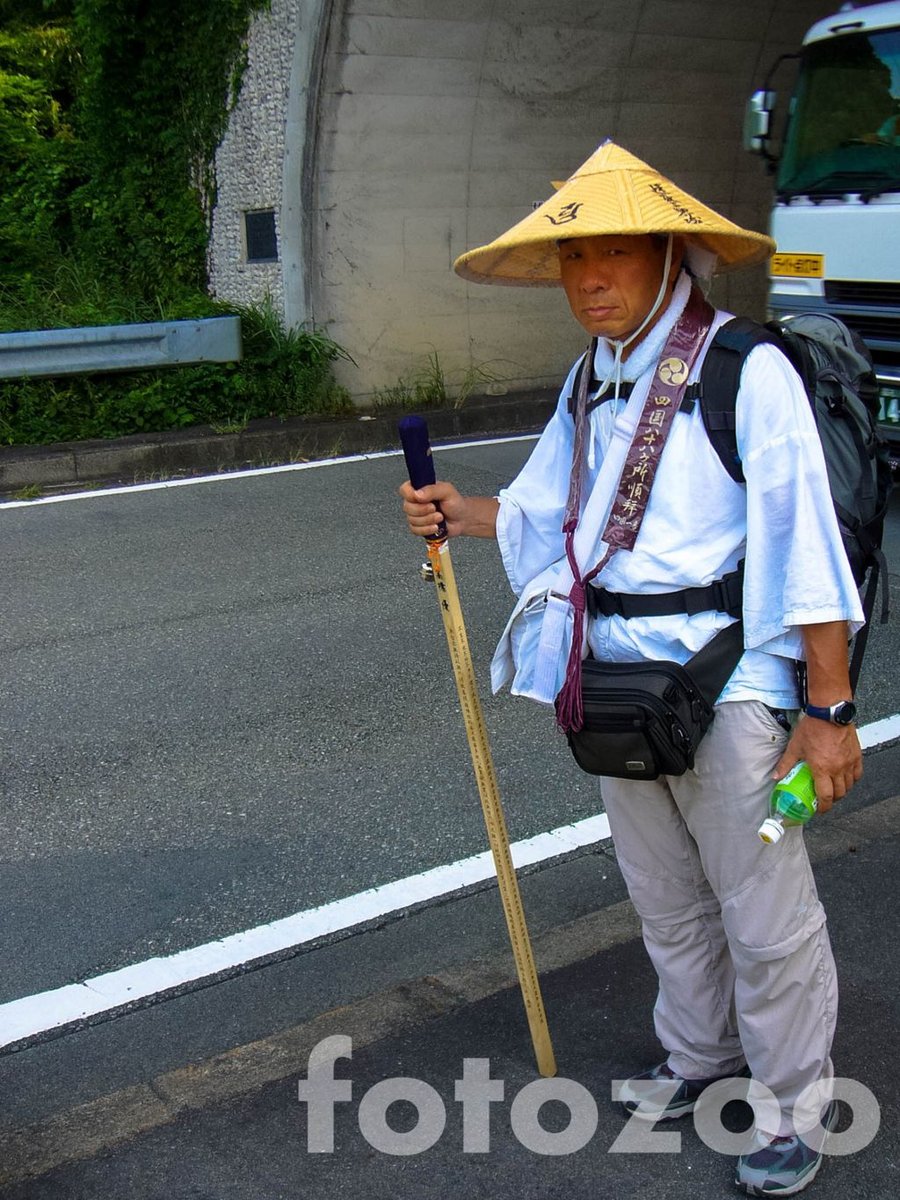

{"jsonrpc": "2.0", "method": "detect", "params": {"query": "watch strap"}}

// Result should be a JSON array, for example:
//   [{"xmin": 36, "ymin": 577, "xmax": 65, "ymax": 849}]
[{"xmin": 805, "ymin": 700, "xmax": 855, "ymax": 724}]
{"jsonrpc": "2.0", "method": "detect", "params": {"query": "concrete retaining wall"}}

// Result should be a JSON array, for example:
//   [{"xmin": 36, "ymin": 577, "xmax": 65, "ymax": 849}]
[{"xmin": 210, "ymin": 0, "xmax": 838, "ymax": 397}]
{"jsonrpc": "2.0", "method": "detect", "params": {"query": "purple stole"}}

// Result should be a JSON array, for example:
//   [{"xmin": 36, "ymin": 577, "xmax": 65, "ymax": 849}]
[{"xmin": 556, "ymin": 286, "xmax": 715, "ymax": 732}]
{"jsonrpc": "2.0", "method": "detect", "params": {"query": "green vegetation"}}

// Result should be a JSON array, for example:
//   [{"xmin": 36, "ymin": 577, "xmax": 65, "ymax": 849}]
[
  {"xmin": 0, "ymin": 0, "xmax": 352, "ymax": 446},
  {"xmin": 0, "ymin": 297, "xmax": 353, "ymax": 445},
  {"xmin": 370, "ymin": 350, "xmax": 502, "ymax": 412},
  {"xmin": 10, "ymin": 482, "xmax": 43, "ymax": 500}
]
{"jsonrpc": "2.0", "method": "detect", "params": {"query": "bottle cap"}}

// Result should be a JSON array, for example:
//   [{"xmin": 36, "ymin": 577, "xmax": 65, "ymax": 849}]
[{"xmin": 758, "ymin": 817, "xmax": 785, "ymax": 844}]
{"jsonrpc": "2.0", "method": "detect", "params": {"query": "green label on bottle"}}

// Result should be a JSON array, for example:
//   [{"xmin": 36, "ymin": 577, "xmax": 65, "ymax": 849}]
[{"xmin": 771, "ymin": 761, "xmax": 817, "ymax": 825}]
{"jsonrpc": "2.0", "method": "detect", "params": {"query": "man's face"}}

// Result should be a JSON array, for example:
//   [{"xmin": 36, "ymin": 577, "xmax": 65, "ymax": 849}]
[{"xmin": 557, "ymin": 234, "xmax": 680, "ymax": 346}]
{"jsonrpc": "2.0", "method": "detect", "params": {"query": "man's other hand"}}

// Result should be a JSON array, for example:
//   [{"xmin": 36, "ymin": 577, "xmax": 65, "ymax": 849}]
[{"xmin": 773, "ymin": 717, "xmax": 862, "ymax": 811}]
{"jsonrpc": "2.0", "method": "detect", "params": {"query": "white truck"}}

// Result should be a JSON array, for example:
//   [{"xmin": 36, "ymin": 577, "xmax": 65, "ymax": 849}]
[{"xmin": 745, "ymin": 0, "xmax": 900, "ymax": 462}]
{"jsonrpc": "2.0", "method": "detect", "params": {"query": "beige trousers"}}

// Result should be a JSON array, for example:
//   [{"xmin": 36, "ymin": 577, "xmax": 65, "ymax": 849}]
[{"xmin": 601, "ymin": 700, "xmax": 837, "ymax": 1135}]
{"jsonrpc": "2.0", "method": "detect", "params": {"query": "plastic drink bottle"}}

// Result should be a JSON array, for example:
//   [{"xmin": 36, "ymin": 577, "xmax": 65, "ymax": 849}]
[{"xmin": 758, "ymin": 762, "xmax": 817, "ymax": 844}]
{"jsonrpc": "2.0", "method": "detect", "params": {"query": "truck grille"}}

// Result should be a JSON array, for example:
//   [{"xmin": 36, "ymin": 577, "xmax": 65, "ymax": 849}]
[
  {"xmin": 824, "ymin": 281, "xmax": 900, "ymax": 306},
  {"xmin": 838, "ymin": 313, "xmax": 900, "ymax": 343}
]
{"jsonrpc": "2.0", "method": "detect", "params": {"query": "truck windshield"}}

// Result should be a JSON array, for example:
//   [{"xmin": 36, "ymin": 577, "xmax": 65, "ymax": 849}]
[{"xmin": 777, "ymin": 28, "xmax": 900, "ymax": 198}]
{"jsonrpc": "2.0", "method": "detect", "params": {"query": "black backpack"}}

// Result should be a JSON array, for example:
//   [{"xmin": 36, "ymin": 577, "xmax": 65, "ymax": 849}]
[
  {"xmin": 695, "ymin": 312, "xmax": 893, "ymax": 687},
  {"xmin": 567, "ymin": 312, "xmax": 892, "ymax": 688}
]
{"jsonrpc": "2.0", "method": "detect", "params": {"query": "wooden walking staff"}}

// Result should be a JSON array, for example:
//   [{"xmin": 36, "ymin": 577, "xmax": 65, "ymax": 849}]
[{"xmin": 398, "ymin": 415, "xmax": 557, "ymax": 1079}]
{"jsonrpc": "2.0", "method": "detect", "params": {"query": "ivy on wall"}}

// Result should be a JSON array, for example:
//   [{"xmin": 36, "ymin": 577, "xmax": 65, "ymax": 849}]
[
  {"xmin": 70, "ymin": 0, "xmax": 272, "ymax": 298},
  {"xmin": 0, "ymin": 0, "xmax": 353, "ymax": 445},
  {"xmin": 0, "ymin": 1, "xmax": 79, "ymax": 282},
  {"xmin": 1, "ymin": 0, "xmax": 272, "ymax": 298}
]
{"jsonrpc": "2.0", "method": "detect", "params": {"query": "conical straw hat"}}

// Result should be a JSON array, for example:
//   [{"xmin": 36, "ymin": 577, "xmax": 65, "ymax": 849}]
[{"xmin": 454, "ymin": 141, "xmax": 774, "ymax": 286}]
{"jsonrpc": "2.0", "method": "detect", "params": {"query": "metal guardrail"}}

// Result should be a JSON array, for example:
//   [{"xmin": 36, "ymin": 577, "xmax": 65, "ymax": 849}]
[{"xmin": 0, "ymin": 316, "xmax": 242, "ymax": 380}]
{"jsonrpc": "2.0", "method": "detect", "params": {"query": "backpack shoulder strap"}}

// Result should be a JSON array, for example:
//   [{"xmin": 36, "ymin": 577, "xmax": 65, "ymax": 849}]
[{"xmin": 698, "ymin": 317, "xmax": 784, "ymax": 483}]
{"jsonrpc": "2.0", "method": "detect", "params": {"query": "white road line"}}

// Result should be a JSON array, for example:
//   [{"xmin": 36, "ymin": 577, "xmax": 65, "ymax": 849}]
[
  {"xmin": 2, "ymin": 707, "xmax": 900, "ymax": 1050},
  {"xmin": 859, "ymin": 712, "xmax": 900, "ymax": 749},
  {"xmin": 0, "ymin": 434, "xmax": 539, "ymax": 508},
  {"xmin": 0, "ymin": 812, "xmax": 611, "ymax": 1050}
]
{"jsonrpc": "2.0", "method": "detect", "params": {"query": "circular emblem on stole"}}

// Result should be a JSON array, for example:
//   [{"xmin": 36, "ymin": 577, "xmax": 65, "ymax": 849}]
[{"xmin": 659, "ymin": 357, "xmax": 688, "ymax": 385}]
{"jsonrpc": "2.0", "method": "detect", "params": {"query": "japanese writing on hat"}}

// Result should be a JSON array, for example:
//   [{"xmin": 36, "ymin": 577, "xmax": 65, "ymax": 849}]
[{"xmin": 454, "ymin": 141, "xmax": 775, "ymax": 286}]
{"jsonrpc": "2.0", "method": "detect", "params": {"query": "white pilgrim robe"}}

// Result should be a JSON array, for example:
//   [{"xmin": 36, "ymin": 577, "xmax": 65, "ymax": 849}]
[{"xmin": 492, "ymin": 272, "xmax": 865, "ymax": 707}]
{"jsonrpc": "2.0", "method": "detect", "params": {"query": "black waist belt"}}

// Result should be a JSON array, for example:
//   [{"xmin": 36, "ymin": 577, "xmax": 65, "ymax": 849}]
[{"xmin": 586, "ymin": 562, "xmax": 744, "ymax": 621}]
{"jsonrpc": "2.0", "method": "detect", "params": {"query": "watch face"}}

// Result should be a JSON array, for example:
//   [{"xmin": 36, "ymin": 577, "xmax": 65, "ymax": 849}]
[{"xmin": 833, "ymin": 701, "xmax": 857, "ymax": 726}]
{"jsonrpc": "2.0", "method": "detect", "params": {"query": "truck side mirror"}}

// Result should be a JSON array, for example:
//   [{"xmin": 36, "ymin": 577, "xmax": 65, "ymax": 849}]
[{"xmin": 743, "ymin": 90, "xmax": 776, "ymax": 154}]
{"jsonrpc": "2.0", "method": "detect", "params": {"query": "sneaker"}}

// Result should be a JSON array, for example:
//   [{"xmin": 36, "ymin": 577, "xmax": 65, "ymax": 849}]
[
  {"xmin": 617, "ymin": 1060, "xmax": 751, "ymax": 1121},
  {"xmin": 735, "ymin": 1101, "xmax": 840, "ymax": 1196}
]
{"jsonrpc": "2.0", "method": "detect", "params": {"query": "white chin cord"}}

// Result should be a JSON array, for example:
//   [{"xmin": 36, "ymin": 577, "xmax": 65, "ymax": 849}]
[{"xmin": 587, "ymin": 234, "xmax": 675, "ymax": 470}]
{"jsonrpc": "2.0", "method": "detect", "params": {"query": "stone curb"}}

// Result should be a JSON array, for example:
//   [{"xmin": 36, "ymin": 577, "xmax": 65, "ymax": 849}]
[{"xmin": 0, "ymin": 391, "xmax": 557, "ymax": 495}]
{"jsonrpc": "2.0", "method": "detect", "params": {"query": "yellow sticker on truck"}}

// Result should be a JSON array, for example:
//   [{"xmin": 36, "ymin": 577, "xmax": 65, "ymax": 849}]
[{"xmin": 770, "ymin": 253, "xmax": 824, "ymax": 278}]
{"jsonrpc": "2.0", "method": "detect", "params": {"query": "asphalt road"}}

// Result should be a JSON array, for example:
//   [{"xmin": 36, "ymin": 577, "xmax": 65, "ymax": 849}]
[{"xmin": 1, "ymin": 440, "xmax": 898, "ymax": 1014}]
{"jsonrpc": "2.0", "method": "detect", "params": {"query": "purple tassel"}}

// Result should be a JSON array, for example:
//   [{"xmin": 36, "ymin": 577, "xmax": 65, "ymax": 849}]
[{"xmin": 555, "ymin": 581, "xmax": 586, "ymax": 733}]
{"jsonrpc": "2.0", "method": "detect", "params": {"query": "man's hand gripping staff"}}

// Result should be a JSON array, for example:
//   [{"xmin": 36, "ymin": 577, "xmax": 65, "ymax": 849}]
[{"xmin": 398, "ymin": 416, "xmax": 556, "ymax": 1079}]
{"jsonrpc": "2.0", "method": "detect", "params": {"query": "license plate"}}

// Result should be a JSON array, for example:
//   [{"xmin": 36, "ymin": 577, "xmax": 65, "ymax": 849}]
[{"xmin": 770, "ymin": 253, "xmax": 824, "ymax": 278}]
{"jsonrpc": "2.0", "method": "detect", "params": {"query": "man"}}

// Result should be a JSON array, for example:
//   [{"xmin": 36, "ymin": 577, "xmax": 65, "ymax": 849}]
[{"xmin": 400, "ymin": 142, "xmax": 863, "ymax": 1196}]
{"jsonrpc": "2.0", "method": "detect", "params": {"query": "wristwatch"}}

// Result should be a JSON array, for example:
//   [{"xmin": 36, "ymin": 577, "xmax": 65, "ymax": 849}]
[{"xmin": 804, "ymin": 700, "xmax": 858, "ymax": 726}]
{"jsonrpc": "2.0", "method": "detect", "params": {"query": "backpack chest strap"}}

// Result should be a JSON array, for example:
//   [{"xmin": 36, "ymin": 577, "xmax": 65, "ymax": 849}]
[{"xmin": 567, "ymin": 373, "xmax": 701, "ymax": 416}]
